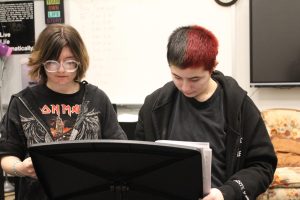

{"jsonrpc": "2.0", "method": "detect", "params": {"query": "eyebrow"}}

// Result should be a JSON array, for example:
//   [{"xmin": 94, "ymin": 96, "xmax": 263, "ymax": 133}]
[
  {"xmin": 62, "ymin": 56, "xmax": 76, "ymax": 60},
  {"xmin": 171, "ymin": 72, "xmax": 201, "ymax": 79}
]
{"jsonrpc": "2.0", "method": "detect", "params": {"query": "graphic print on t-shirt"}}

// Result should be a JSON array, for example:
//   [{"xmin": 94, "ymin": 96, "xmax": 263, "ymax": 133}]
[{"xmin": 40, "ymin": 103, "xmax": 80, "ymax": 140}]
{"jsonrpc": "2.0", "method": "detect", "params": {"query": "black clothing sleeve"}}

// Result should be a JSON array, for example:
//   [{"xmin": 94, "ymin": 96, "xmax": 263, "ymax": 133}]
[
  {"xmin": 95, "ymin": 88, "xmax": 127, "ymax": 140},
  {"xmin": 0, "ymin": 97, "xmax": 27, "ymax": 159},
  {"xmin": 219, "ymin": 97, "xmax": 277, "ymax": 200}
]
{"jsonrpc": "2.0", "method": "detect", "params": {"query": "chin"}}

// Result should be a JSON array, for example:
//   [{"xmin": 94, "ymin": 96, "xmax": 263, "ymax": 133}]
[
  {"xmin": 55, "ymin": 81, "xmax": 72, "ymax": 85},
  {"xmin": 183, "ymin": 93, "xmax": 196, "ymax": 98}
]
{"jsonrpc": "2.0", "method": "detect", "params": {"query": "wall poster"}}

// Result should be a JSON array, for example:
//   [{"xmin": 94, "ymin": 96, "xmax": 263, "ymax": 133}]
[
  {"xmin": 0, "ymin": 1, "xmax": 35, "ymax": 54},
  {"xmin": 44, "ymin": 0, "xmax": 64, "ymax": 24}
]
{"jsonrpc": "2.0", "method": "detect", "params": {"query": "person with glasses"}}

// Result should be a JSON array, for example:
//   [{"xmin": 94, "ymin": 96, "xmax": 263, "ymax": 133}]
[
  {"xmin": 134, "ymin": 25, "xmax": 277, "ymax": 200},
  {"xmin": 0, "ymin": 24, "xmax": 127, "ymax": 200}
]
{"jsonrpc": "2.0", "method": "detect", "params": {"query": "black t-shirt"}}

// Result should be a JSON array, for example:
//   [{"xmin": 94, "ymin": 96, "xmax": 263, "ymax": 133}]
[
  {"xmin": 31, "ymin": 83, "xmax": 84, "ymax": 141},
  {"xmin": 168, "ymin": 83, "xmax": 227, "ymax": 187}
]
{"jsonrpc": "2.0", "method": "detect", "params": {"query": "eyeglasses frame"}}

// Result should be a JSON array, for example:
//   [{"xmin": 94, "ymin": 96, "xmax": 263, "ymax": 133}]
[{"xmin": 43, "ymin": 60, "xmax": 80, "ymax": 73}]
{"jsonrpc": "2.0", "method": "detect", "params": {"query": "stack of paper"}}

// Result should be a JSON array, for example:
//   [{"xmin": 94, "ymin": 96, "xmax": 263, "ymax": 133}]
[{"xmin": 155, "ymin": 140, "xmax": 212, "ymax": 196}]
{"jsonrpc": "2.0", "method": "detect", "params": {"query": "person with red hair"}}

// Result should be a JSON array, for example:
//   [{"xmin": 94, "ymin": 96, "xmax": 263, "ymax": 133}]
[{"xmin": 135, "ymin": 25, "xmax": 277, "ymax": 200}]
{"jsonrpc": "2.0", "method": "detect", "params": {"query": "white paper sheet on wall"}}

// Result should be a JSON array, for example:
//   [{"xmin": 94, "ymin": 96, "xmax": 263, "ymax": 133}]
[{"xmin": 67, "ymin": 0, "xmax": 235, "ymax": 104}]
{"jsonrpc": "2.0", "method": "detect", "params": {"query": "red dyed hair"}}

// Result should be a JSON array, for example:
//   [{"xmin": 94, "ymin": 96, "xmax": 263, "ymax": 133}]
[{"xmin": 167, "ymin": 25, "xmax": 218, "ymax": 72}]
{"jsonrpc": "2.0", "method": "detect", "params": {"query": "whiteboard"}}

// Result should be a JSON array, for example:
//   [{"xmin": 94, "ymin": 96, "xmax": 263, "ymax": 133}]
[{"xmin": 66, "ymin": 0, "xmax": 235, "ymax": 104}]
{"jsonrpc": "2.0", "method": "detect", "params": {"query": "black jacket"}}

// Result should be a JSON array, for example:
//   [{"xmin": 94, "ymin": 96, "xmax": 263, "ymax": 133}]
[
  {"xmin": 0, "ymin": 82, "xmax": 127, "ymax": 200},
  {"xmin": 135, "ymin": 71, "xmax": 277, "ymax": 200}
]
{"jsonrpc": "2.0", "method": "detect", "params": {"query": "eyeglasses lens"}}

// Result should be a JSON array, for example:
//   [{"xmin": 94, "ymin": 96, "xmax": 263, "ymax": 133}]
[{"xmin": 44, "ymin": 60, "xmax": 78, "ymax": 72}]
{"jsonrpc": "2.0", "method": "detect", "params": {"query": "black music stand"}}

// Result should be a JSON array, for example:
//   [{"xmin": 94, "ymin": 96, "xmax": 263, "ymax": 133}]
[{"xmin": 29, "ymin": 140, "xmax": 204, "ymax": 200}]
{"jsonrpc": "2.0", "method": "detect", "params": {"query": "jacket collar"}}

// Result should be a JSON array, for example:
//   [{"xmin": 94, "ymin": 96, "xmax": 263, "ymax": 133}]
[
  {"xmin": 152, "ymin": 82, "xmax": 177, "ymax": 111},
  {"xmin": 212, "ymin": 70, "xmax": 247, "ymax": 131},
  {"xmin": 151, "ymin": 71, "xmax": 247, "ymax": 133}
]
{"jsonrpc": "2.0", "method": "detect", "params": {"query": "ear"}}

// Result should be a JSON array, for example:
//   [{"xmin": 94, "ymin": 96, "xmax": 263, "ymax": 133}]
[
  {"xmin": 210, "ymin": 60, "xmax": 218, "ymax": 74},
  {"xmin": 214, "ymin": 60, "xmax": 219, "ymax": 68}
]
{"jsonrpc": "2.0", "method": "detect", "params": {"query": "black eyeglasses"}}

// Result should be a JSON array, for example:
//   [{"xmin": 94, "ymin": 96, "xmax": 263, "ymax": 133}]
[{"xmin": 43, "ymin": 60, "xmax": 80, "ymax": 73}]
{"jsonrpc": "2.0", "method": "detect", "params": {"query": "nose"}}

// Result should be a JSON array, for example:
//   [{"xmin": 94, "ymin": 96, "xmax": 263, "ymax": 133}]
[
  {"xmin": 181, "ymin": 80, "xmax": 191, "ymax": 93},
  {"xmin": 57, "ymin": 62, "xmax": 65, "ymax": 72}
]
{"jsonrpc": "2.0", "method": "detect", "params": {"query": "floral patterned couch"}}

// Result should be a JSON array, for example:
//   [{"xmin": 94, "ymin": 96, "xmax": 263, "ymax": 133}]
[{"xmin": 257, "ymin": 108, "xmax": 300, "ymax": 200}]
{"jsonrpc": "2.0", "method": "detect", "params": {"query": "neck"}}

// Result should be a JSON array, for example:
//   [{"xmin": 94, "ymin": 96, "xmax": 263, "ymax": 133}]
[
  {"xmin": 46, "ymin": 82, "xmax": 80, "ymax": 94},
  {"xmin": 195, "ymin": 78, "xmax": 218, "ymax": 102}
]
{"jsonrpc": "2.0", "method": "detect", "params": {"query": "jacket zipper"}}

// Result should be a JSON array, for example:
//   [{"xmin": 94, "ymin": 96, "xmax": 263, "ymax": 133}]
[{"xmin": 18, "ymin": 97, "xmax": 51, "ymax": 138}]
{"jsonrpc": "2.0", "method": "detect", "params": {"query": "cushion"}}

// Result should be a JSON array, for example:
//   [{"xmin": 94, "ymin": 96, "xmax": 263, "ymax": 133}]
[
  {"xmin": 271, "ymin": 167, "xmax": 300, "ymax": 188},
  {"xmin": 257, "ymin": 188, "xmax": 300, "ymax": 200},
  {"xmin": 261, "ymin": 109, "xmax": 300, "ymax": 167}
]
